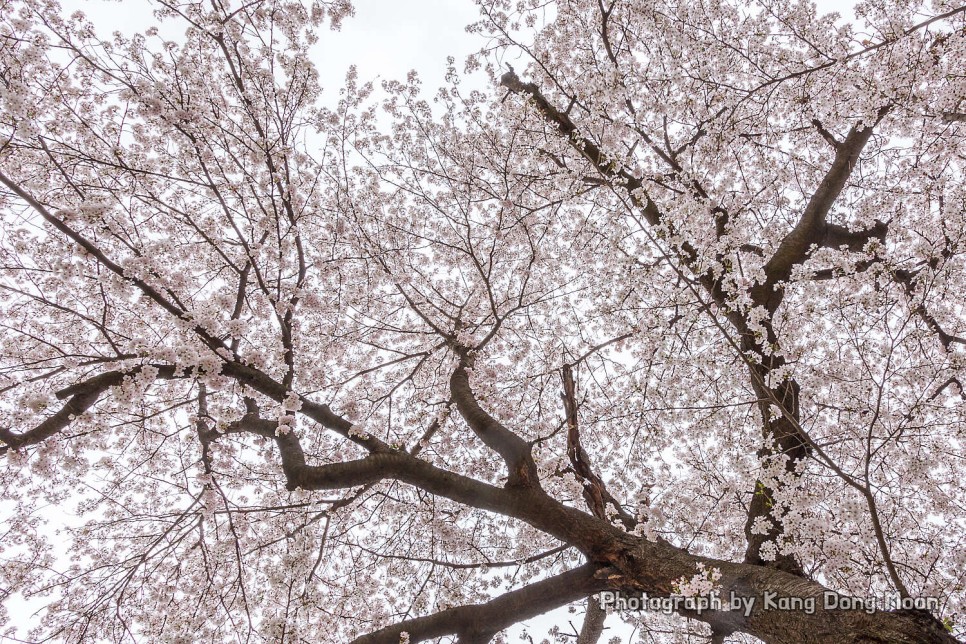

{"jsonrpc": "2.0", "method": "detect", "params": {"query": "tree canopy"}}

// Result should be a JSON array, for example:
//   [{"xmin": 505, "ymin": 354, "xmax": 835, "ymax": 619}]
[{"xmin": 1, "ymin": 0, "xmax": 965, "ymax": 642}]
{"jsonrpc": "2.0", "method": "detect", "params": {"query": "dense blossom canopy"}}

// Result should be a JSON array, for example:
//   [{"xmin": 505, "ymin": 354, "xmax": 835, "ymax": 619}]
[{"xmin": 1, "ymin": 0, "xmax": 965, "ymax": 642}]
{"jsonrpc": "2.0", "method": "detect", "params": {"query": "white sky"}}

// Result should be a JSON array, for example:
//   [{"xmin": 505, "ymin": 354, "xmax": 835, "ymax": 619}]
[
  {"xmin": 60, "ymin": 0, "xmax": 858, "ymax": 104},
  {"xmin": 57, "ymin": 0, "xmax": 486, "ymax": 102},
  {"xmin": 312, "ymin": 0, "xmax": 484, "ymax": 92}
]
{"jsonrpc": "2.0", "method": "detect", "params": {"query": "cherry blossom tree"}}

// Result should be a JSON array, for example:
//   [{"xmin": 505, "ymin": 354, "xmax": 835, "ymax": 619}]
[{"xmin": 1, "ymin": 0, "xmax": 965, "ymax": 641}]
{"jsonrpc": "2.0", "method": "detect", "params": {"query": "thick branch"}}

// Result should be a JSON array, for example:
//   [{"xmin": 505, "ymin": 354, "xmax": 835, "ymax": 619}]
[
  {"xmin": 757, "ymin": 111, "xmax": 889, "ymax": 311},
  {"xmin": 620, "ymin": 556, "xmax": 958, "ymax": 644},
  {"xmin": 0, "ymin": 365, "xmax": 178, "ymax": 452},
  {"xmin": 449, "ymin": 358, "xmax": 540, "ymax": 487},
  {"xmin": 576, "ymin": 596, "xmax": 607, "ymax": 644},
  {"xmin": 349, "ymin": 563, "xmax": 608, "ymax": 644},
  {"xmin": 821, "ymin": 221, "xmax": 888, "ymax": 253},
  {"xmin": 233, "ymin": 410, "xmax": 620, "ymax": 561},
  {"xmin": 221, "ymin": 360, "xmax": 391, "ymax": 453},
  {"xmin": 227, "ymin": 401, "xmax": 954, "ymax": 643}
]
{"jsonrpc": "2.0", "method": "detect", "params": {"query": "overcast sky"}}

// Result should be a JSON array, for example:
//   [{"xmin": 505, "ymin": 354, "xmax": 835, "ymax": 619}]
[
  {"xmin": 313, "ymin": 0, "xmax": 483, "ymax": 92},
  {"xmin": 62, "ymin": 0, "xmax": 858, "ymax": 105},
  {"xmin": 58, "ymin": 0, "xmax": 486, "ymax": 101}
]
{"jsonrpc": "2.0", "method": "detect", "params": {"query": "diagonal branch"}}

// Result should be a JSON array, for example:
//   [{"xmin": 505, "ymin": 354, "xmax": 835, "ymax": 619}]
[
  {"xmin": 887, "ymin": 267, "xmax": 966, "ymax": 351},
  {"xmin": 219, "ymin": 400, "xmax": 626, "ymax": 563},
  {"xmin": 0, "ymin": 365, "xmax": 178, "ymax": 453},
  {"xmin": 500, "ymin": 71, "xmax": 811, "ymax": 574},
  {"xmin": 755, "ymin": 109, "xmax": 890, "ymax": 312},
  {"xmin": 220, "ymin": 360, "xmax": 392, "ymax": 453},
  {"xmin": 348, "ymin": 563, "xmax": 608, "ymax": 644},
  {"xmin": 0, "ymin": 171, "xmax": 226, "ymax": 351}
]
